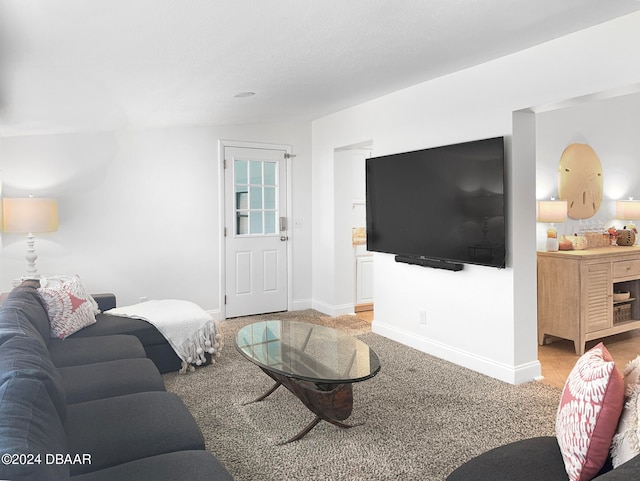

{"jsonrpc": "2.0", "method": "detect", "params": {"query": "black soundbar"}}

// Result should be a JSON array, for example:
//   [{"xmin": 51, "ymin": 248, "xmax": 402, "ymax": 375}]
[{"xmin": 394, "ymin": 255, "xmax": 464, "ymax": 271}]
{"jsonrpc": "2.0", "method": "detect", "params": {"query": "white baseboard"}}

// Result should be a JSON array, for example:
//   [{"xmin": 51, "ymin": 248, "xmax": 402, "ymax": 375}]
[
  {"xmin": 290, "ymin": 298, "xmax": 313, "ymax": 311},
  {"xmin": 310, "ymin": 300, "xmax": 354, "ymax": 317},
  {"xmin": 372, "ymin": 320, "xmax": 542, "ymax": 385},
  {"xmin": 208, "ymin": 299, "xmax": 313, "ymax": 320},
  {"xmin": 212, "ymin": 299, "xmax": 346, "ymax": 320}
]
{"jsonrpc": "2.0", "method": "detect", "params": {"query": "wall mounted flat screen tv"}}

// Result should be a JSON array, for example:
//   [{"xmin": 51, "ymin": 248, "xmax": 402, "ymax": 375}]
[{"xmin": 366, "ymin": 137, "xmax": 506, "ymax": 269}]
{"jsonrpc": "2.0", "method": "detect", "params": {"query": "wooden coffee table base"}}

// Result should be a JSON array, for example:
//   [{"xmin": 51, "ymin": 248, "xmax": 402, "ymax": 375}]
[{"xmin": 243, "ymin": 368, "xmax": 358, "ymax": 444}]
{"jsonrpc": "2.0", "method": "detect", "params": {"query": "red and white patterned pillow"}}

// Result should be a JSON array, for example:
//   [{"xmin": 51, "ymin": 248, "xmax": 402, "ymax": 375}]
[
  {"xmin": 556, "ymin": 343, "xmax": 625, "ymax": 481},
  {"xmin": 38, "ymin": 275, "xmax": 99, "ymax": 339}
]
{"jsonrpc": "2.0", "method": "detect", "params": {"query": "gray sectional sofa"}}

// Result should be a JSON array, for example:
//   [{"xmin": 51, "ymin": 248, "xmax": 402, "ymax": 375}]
[
  {"xmin": 66, "ymin": 292, "xmax": 184, "ymax": 373},
  {"xmin": 445, "ymin": 436, "xmax": 640, "ymax": 480},
  {"xmin": 0, "ymin": 280, "xmax": 232, "ymax": 481}
]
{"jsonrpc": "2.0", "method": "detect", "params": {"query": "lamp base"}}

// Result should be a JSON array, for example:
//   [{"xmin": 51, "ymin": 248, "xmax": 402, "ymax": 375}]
[
  {"xmin": 25, "ymin": 233, "xmax": 40, "ymax": 278},
  {"xmin": 546, "ymin": 237, "xmax": 559, "ymax": 252}
]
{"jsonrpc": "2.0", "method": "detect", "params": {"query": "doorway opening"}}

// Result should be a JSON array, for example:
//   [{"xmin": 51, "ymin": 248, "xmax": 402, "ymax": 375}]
[{"xmin": 333, "ymin": 141, "xmax": 374, "ymax": 316}]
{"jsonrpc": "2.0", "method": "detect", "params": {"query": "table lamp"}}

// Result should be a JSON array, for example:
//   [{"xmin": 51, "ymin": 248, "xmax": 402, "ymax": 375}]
[
  {"xmin": 537, "ymin": 199, "xmax": 568, "ymax": 251},
  {"xmin": 616, "ymin": 198, "xmax": 640, "ymax": 244},
  {"xmin": 2, "ymin": 196, "xmax": 58, "ymax": 278}
]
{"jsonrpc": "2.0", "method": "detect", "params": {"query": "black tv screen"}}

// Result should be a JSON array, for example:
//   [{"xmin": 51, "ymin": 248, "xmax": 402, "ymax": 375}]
[{"xmin": 366, "ymin": 137, "xmax": 506, "ymax": 268}]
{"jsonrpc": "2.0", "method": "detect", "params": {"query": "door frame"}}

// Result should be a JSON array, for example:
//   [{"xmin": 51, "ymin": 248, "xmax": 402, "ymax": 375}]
[{"xmin": 218, "ymin": 139, "xmax": 293, "ymax": 320}]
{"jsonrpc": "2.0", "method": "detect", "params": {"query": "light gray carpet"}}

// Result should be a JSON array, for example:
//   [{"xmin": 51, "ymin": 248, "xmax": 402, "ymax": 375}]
[{"xmin": 164, "ymin": 310, "xmax": 561, "ymax": 481}]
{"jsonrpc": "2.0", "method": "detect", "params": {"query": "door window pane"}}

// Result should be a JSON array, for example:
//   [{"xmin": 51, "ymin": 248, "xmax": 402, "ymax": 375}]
[
  {"xmin": 264, "ymin": 162, "xmax": 276, "ymax": 186},
  {"xmin": 264, "ymin": 187, "xmax": 276, "ymax": 210},
  {"xmin": 250, "ymin": 212, "xmax": 263, "ymax": 234},
  {"xmin": 250, "ymin": 186, "xmax": 263, "ymax": 209},
  {"xmin": 235, "ymin": 160, "xmax": 248, "ymax": 185},
  {"xmin": 234, "ymin": 158, "xmax": 279, "ymax": 237},
  {"xmin": 265, "ymin": 211, "xmax": 276, "ymax": 234},
  {"xmin": 236, "ymin": 211, "xmax": 249, "ymax": 235},
  {"xmin": 236, "ymin": 186, "xmax": 248, "ymax": 209},
  {"xmin": 250, "ymin": 161, "xmax": 262, "ymax": 184}
]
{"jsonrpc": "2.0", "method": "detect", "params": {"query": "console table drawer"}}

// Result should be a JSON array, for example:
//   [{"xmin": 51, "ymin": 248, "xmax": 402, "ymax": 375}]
[{"xmin": 613, "ymin": 260, "xmax": 640, "ymax": 279}]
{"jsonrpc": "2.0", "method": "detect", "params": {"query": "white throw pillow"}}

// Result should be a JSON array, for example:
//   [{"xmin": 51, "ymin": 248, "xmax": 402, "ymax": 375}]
[
  {"xmin": 622, "ymin": 355, "xmax": 640, "ymax": 395},
  {"xmin": 611, "ymin": 357, "xmax": 640, "ymax": 468}
]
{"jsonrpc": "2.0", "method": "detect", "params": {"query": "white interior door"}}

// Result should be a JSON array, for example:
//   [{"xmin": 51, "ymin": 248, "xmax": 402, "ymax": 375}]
[{"xmin": 224, "ymin": 146, "xmax": 288, "ymax": 318}]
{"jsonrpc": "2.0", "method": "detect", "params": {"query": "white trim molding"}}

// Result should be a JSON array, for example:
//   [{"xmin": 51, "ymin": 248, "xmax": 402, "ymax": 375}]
[
  {"xmin": 372, "ymin": 320, "xmax": 542, "ymax": 385},
  {"xmin": 311, "ymin": 300, "xmax": 355, "ymax": 317}
]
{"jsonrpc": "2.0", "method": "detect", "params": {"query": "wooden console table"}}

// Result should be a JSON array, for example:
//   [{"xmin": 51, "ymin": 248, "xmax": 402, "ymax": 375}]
[{"xmin": 538, "ymin": 246, "xmax": 640, "ymax": 355}]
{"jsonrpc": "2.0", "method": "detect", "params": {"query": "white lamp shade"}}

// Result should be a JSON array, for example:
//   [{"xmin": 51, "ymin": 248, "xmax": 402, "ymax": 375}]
[
  {"xmin": 537, "ymin": 200, "xmax": 568, "ymax": 223},
  {"xmin": 2, "ymin": 198, "xmax": 58, "ymax": 233},
  {"xmin": 616, "ymin": 199, "xmax": 640, "ymax": 221}
]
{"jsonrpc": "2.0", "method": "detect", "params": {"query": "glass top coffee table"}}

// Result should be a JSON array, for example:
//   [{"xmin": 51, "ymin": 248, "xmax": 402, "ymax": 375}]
[{"xmin": 235, "ymin": 320, "xmax": 381, "ymax": 443}]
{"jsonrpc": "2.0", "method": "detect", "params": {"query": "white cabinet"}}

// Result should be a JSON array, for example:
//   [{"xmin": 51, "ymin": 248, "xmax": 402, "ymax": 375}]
[{"xmin": 355, "ymin": 251, "xmax": 374, "ymax": 308}]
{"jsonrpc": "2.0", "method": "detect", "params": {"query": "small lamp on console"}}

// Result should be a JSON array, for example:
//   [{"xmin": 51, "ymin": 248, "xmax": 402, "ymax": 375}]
[
  {"xmin": 2, "ymin": 196, "xmax": 58, "ymax": 278},
  {"xmin": 616, "ymin": 197, "xmax": 640, "ymax": 244},
  {"xmin": 537, "ymin": 198, "xmax": 568, "ymax": 252}
]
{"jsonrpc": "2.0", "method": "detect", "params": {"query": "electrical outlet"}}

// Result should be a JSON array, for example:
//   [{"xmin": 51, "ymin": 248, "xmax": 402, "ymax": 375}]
[
  {"xmin": 419, "ymin": 310, "xmax": 427, "ymax": 325},
  {"xmin": 139, "ymin": 296, "xmax": 148, "ymax": 303}
]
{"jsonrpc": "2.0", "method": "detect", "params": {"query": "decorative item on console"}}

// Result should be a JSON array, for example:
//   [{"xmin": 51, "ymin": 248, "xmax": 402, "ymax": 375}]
[
  {"xmin": 554, "ymin": 143, "xmax": 606, "ymax": 251},
  {"xmin": 583, "ymin": 227, "xmax": 609, "ymax": 248},
  {"xmin": 613, "ymin": 290, "xmax": 631, "ymax": 302},
  {"xmin": 566, "ymin": 234, "xmax": 588, "ymax": 250},
  {"xmin": 569, "ymin": 220, "xmax": 609, "ymax": 249},
  {"xmin": 616, "ymin": 198, "xmax": 640, "ymax": 245},
  {"xmin": 558, "ymin": 235, "xmax": 573, "ymax": 250},
  {"xmin": 558, "ymin": 143, "xmax": 603, "ymax": 220},
  {"xmin": 556, "ymin": 224, "xmax": 619, "ymax": 250},
  {"xmin": 616, "ymin": 229, "xmax": 637, "ymax": 246}
]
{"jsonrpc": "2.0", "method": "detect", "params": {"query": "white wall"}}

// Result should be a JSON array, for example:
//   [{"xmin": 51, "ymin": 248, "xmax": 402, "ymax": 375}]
[
  {"xmin": 0, "ymin": 121, "xmax": 312, "ymax": 315},
  {"xmin": 3, "ymin": 11, "xmax": 640, "ymax": 383},
  {"xmin": 333, "ymin": 150, "xmax": 357, "ymax": 313},
  {"xmin": 312, "ymin": 12, "xmax": 640, "ymax": 383},
  {"xmin": 536, "ymin": 92, "xmax": 640, "ymax": 248}
]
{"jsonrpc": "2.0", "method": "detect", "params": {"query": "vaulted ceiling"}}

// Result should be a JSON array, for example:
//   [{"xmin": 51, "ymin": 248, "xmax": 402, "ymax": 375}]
[{"xmin": 1, "ymin": 0, "xmax": 639, "ymax": 136}]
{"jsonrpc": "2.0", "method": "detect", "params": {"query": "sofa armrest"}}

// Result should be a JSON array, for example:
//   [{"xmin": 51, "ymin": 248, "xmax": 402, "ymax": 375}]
[
  {"xmin": 92, "ymin": 293, "xmax": 117, "ymax": 312},
  {"xmin": 595, "ymin": 454, "xmax": 640, "ymax": 480},
  {"xmin": 446, "ymin": 437, "xmax": 571, "ymax": 481}
]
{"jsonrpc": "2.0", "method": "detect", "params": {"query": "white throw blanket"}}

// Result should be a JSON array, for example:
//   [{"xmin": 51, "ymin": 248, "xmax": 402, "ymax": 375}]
[{"xmin": 104, "ymin": 299, "xmax": 222, "ymax": 373}]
